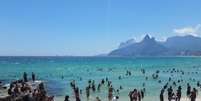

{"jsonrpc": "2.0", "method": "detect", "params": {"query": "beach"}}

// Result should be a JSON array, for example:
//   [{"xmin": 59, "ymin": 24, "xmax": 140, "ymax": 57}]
[{"xmin": 1, "ymin": 56, "xmax": 201, "ymax": 101}]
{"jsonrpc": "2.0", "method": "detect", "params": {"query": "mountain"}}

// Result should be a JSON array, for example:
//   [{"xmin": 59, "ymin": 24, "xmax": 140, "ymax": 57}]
[
  {"xmin": 118, "ymin": 39, "xmax": 135, "ymax": 49},
  {"xmin": 109, "ymin": 35, "xmax": 168, "ymax": 56},
  {"xmin": 164, "ymin": 35, "xmax": 201, "ymax": 51},
  {"xmin": 95, "ymin": 53, "xmax": 108, "ymax": 57},
  {"xmin": 109, "ymin": 35, "xmax": 201, "ymax": 56}
]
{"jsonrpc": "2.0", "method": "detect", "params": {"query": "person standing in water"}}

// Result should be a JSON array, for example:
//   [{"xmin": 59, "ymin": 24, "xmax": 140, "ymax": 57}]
[
  {"xmin": 112, "ymin": 96, "xmax": 119, "ymax": 101},
  {"xmin": 32, "ymin": 72, "xmax": 36, "ymax": 82},
  {"xmin": 75, "ymin": 87, "xmax": 81, "ymax": 101},
  {"xmin": 86, "ymin": 86, "xmax": 90, "ymax": 100},
  {"xmin": 138, "ymin": 91, "xmax": 141, "ymax": 101},
  {"xmin": 92, "ymin": 80, "xmax": 96, "ymax": 92},
  {"xmin": 96, "ymin": 97, "xmax": 101, "ymax": 101},
  {"xmin": 129, "ymin": 90, "xmax": 134, "ymax": 101},
  {"xmin": 132, "ymin": 89, "xmax": 138, "ymax": 101},
  {"xmin": 23, "ymin": 72, "xmax": 28, "ymax": 82},
  {"xmin": 190, "ymin": 88, "xmax": 197, "ymax": 101},
  {"xmin": 176, "ymin": 86, "xmax": 182, "ymax": 101},
  {"xmin": 140, "ymin": 89, "xmax": 144, "ymax": 99},
  {"xmin": 64, "ymin": 95, "xmax": 70, "ymax": 101},
  {"xmin": 108, "ymin": 85, "xmax": 114, "ymax": 101},
  {"xmin": 160, "ymin": 88, "xmax": 165, "ymax": 101},
  {"xmin": 167, "ymin": 86, "xmax": 173, "ymax": 101},
  {"xmin": 187, "ymin": 83, "xmax": 191, "ymax": 97}
]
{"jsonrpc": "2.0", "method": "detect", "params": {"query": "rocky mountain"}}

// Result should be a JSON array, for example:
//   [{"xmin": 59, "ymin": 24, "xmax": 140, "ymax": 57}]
[
  {"xmin": 118, "ymin": 39, "xmax": 135, "ymax": 49},
  {"xmin": 164, "ymin": 35, "xmax": 201, "ymax": 51},
  {"xmin": 109, "ymin": 35, "xmax": 201, "ymax": 56},
  {"xmin": 109, "ymin": 35, "xmax": 168, "ymax": 56}
]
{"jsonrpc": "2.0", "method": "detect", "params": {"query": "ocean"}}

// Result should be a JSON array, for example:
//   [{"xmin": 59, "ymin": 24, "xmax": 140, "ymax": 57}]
[{"xmin": 0, "ymin": 56, "xmax": 201, "ymax": 101}]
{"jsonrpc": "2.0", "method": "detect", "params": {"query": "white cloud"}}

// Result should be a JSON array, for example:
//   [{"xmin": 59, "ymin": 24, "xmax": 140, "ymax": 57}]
[{"xmin": 173, "ymin": 24, "xmax": 201, "ymax": 36}]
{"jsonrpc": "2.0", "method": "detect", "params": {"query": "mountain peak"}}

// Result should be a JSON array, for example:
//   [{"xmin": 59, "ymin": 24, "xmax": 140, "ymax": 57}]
[
  {"xmin": 144, "ymin": 34, "xmax": 151, "ymax": 40},
  {"xmin": 142, "ymin": 34, "xmax": 156, "ymax": 43},
  {"xmin": 109, "ymin": 35, "xmax": 201, "ymax": 56}
]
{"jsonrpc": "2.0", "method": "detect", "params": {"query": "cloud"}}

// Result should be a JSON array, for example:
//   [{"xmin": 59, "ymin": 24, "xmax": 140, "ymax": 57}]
[{"xmin": 173, "ymin": 24, "xmax": 201, "ymax": 36}]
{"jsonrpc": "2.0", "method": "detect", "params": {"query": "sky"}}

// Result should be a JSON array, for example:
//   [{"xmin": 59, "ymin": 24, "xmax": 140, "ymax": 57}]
[{"xmin": 0, "ymin": 0, "xmax": 201, "ymax": 56}]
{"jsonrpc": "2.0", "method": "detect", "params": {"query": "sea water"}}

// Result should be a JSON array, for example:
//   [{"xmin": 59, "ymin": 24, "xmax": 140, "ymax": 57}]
[{"xmin": 0, "ymin": 56, "xmax": 201, "ymax": 101}]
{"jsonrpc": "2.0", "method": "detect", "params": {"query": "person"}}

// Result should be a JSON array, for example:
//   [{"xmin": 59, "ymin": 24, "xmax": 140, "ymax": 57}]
[
  {"xmin": 75, "ymin": 87, "xmax": 80, "ymax": 101},
  {"xmin": 64, "ymin": 95, "xmax": 69, "ymax": 101},
  {"xmin": 160, "ymin": 89, "xmax": 164, "ymax": 101},
  {"xmin": 187, "ymin": 83, "xmax": 191, "ymax": 97},
  {"xmin": 197, "ymin": 81, "xmax": 200, "ymax": 87},
  {"xmin": 190, "ymin": 88, "xmax": 197, "ymax": 101},
  {"xmin": 86, "ymin": 86, "xmax": 90, "ymax": 100},
  {"xmin": 23, "ymin": 72, "xmax": 28, "ymax": 82},
  {"xmin": 39, "ymin": 82, "xmax": 45, "ymax": 91},
  {"xmin": 132, "ymin": 89, "xmax": 138, "ymax": 101},
  {"xmin": 92, "ymin": 80, "xmax": 96, "ymax": 92},
  {"xmin": 120, "ymin": 85, "xmax": 123, "ymax": 90},
  {"xmin": 112, "ymin": 96, "xmax": 119, "ymax": 101},
  {"xmin": 108, "ymin": 85, "xmax": 114, "ymax": 101},
  {"xmin": 97, "ymin": 83, "xmax": 101, "ymax": 92},
  {"xmin": 32, "ymin": 72, "xmax": 36, "ymax": 82},
  {"xmin": 47, "ymin": 96, "xmax": 54, "ymax": 101},
  {"xmin": 138, "ymin": 91, "xmax": 141, "ymax": 101},
  {"xmin": 70, "ymin": 80, "xmax": 76, "ymax": 89},
  {"xmin": 140, "ymin": 89, "xmax": 144, "ymax": 99},
  {"xmin": 167, "ymin": 86, "xmax": 173, "ymax": 101},
  {"xmin": 129, "ymin": 90, "xmax": 133, "ymax": 101},
  {"xmin": 101, "ymin": 79, "xmax": 105, "ymax": 85},
  {"xmin": 96, "ymin": 97, "xmax": 101, "ymax": 101},
  {"xmin": 176, "ymin": 86, "xmax": 182, "ymax": 101},
  {"xmin": 172, "ymin": 92, "xmax": 177, "ymax": 100}
]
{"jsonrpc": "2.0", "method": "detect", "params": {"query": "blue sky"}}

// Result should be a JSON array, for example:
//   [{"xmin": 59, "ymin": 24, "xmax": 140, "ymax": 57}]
[{"xmin": 0, "ymin": 0, "xmax": 201, "ymax": 56}]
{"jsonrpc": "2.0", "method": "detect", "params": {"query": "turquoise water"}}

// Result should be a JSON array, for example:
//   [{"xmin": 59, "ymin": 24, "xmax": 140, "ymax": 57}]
[{"xmin": 1, "ymin": 56, "xmax": 201, "ymax": 100}]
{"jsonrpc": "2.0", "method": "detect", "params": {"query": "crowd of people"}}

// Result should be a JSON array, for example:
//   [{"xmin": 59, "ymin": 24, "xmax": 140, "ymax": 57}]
[
  {"xmin": 0, "ymin": 72, "xmax": 54, "ymax": 101},
  {"xmin": 1, "ymin": 66, "xmax": 201, "ymax": 101},
  {"xmin": 63, "ymin": 70, "xmax": 145, "ymax": 101},
  {"xmin": 157, "ymin": 67, "xmax": 200, "ymax": 101},
  {"xmin": 159, "ymin": 83, "xmax": 198, "ymax": 101},
  {"xmin": 62, "ymin": 67, "xmax": 200, "ymax": 101}
]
